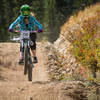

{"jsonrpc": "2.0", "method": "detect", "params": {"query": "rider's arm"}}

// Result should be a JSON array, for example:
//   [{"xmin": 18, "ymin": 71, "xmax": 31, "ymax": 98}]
[
  {"xmin": 32, "ymin": 17, "xmax": 43, "ymax": 29},
  {"xmin": 9, "ymin": 16, "xmax": 21, "ymax": 29}
]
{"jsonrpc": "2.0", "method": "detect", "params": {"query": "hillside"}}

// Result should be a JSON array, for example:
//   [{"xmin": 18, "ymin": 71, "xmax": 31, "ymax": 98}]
[
  {"xmin": 46, "ymin": 3, "xmax": 100, "ymax": 100},
  {"xmin": 48, "ymin": 3, "xmax": 100, "ymax": 82}
]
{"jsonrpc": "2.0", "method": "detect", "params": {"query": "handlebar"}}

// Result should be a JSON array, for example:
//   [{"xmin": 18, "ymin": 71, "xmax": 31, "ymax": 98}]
[{"xmin": 13, "ymin": 30, "xmax": 37, "ymax": 33}]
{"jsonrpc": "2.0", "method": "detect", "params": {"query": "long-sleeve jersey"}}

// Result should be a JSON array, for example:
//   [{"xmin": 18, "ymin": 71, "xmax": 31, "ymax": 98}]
[{"xmin": 9, "ymin": 15, "xmax": 43, "ymax": 31}]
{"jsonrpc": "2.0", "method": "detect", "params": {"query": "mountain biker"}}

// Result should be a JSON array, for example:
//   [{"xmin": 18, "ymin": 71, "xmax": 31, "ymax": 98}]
[{"xmin": 8, "ymin": 4, "xmax": 43, "ymax": 64}]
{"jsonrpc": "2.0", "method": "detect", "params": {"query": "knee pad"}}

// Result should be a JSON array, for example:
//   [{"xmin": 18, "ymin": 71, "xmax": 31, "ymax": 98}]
[{"xmin": 30, "ymin": 41, "xmax": 36, "ymax": 50}]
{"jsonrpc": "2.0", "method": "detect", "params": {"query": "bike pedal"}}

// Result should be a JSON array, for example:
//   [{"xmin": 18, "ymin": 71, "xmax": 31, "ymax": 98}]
[{"xmin": 18, "ymin": 62, "xmax": 24, "ymax": 65}]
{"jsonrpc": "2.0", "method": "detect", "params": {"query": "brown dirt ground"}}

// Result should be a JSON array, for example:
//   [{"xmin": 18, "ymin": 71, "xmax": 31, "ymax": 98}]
[{"xmin": 0, "ymin": 43, "xmax": 87, "ymax": 100}]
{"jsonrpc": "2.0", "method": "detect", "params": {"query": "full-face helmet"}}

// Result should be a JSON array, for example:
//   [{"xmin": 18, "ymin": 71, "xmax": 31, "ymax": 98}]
[{"xmin": 20, "ymin": 4, "xmax": 31, "ymax": 17}]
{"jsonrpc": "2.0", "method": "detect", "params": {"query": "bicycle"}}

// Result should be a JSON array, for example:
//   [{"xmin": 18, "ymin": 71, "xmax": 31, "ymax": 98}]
[{"xmin": 13, "ymin": 30, "xmax": 37, "ymax": 81}]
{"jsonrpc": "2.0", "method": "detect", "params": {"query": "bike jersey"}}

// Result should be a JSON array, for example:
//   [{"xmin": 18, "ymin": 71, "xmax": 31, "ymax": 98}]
[{"xmin": 9, "ymin": 15, "xmax": 43, "ymax": 31}]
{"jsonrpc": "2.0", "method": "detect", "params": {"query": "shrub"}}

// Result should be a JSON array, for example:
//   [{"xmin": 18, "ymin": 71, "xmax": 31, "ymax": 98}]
[{"xmin": 61, "ymin": 4, "xmax": 100, "ymax": 79}]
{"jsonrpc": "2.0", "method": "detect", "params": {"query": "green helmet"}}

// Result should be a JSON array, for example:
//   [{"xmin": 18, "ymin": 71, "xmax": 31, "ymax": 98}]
[{"xmin": 20, "ymin": 4, "xmax": 31, "ymax": 17}]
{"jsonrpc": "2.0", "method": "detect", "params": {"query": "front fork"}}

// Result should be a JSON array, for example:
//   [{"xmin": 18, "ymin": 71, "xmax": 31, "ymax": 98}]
[
  {"xmin": 20, "ymin": 40, "xmax": 30, "ymax": 59},
  {"xmin": 21, "ymin": 40, "xmax": 34, "ymax": 68}
]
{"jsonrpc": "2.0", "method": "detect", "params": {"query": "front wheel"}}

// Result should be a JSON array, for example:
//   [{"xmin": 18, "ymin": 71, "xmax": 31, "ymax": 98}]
[
  {"xmin": 24, "ymin": 44, "xmax": 32, "ymax": 81},
  {"xmin": 28, "ymin": 66, "xmax": 32, "ymax": 81},
  {"xmin": 24, "ymin": 44, "xmax": 28, "ymax": 75}
]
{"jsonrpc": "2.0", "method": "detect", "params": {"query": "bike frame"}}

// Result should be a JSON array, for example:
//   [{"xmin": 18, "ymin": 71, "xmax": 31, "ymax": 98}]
[
  {"xmin": 15, "ymin": 30, "xmax": 37, "ymax": 55},
  {"xmin": 14, "ymin": 30, "xmax": 37, "ymax": 81}
]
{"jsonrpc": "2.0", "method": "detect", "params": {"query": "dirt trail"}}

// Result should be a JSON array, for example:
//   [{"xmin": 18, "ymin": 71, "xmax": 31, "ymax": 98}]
[
  {"xmin": 0, "ymin": 43, "xmax": 49, "ymax": 82},
  {"xmin": 0, "ymin": 43, "xmax": 53, "ymax": 99},
  {"xmin": 0, "ymin": 43, "xmax": 87, "ymax": 100}
]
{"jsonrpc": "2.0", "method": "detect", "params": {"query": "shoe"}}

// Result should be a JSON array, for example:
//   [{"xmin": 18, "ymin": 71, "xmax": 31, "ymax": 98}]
[
  {"xmin": 33, "ymin": 57, "xmax": 38, "ymax": 63},
  {"xmin": 18, "ymin": 58, "xmax": 24, "ymax": 64}
]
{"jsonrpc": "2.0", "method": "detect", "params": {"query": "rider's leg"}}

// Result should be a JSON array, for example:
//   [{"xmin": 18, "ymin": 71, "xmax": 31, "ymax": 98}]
[
  {"xmin": 19, "ymin": 44, "xmax": 24, "ymax": 64},
  {"xmin": 30, "ymin": 33, "xmax": 38, "ymax": 63},
  {"xmin": 31, "ymin": 49, "xmax": 36, "ymax": 57},
  {"xmin": 30, "ymin": 41, "xmax": 38, "ymax": 63},
  {"xmin": 20, "ymin": 52, "xmax": 24, "ymax": 59}
]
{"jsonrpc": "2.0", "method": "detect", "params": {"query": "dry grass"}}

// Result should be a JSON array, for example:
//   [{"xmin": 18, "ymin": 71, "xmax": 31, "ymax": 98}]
[
  {"xmin": 60, "ymin": 3, "xmax": 100, "ymax": 80},
  {"xmin": 60, "ymin": 3, "xmax": 100, "ymax": 44},
  {"xmin": 61, "ymin": 3, "xmax": 100, "ymax": 34}
]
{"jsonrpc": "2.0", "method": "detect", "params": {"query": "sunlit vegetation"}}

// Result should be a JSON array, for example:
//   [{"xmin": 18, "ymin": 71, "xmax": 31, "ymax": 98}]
[{"xmin": 61, "ymin": 3, "xmax": 100, "ymax": 79}]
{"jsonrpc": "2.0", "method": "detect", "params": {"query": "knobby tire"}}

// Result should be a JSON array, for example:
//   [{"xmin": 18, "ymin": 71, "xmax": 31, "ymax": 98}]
[
  {"xmin": 24, "ymin": 44, "xmax": 28, "ymax": 75},
  {"xmin": 24, "ymin": 44, "xmax": 32, "ymax": 81}
]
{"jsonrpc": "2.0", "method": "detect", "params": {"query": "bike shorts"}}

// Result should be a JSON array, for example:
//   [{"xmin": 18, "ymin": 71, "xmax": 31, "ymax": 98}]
[
  {"xmin": 20, "ymin": 33, "xmax": 37, "ymax": 52},
  {"xmin": 30, "ymin": 33, "xmax": 37, "ymax": 50}
]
